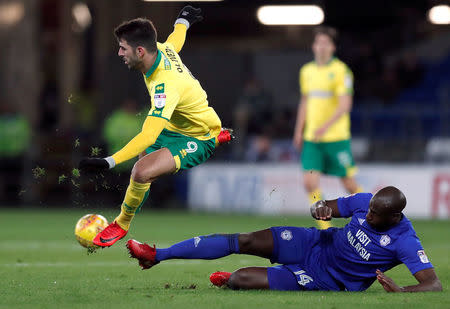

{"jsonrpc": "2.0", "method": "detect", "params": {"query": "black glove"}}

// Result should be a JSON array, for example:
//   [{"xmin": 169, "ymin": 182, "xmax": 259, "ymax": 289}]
[
  {"xmin": 176, "ymin": 6, "xmax": 203, "ymax": 28},
  {"xmin": 79, "ymin": 158, "xmax": 110, "ymax": 172}
]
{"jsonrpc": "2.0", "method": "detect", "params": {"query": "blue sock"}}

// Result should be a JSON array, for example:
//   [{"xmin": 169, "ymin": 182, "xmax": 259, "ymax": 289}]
[{"xmin": 155, "ymin": 234, "xmax": 240, "ymax": 262}]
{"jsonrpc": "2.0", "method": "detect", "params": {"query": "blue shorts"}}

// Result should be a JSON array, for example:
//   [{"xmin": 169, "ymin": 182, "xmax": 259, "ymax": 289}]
[
  {"xmin": 267, "ymin": 226, "xmax": 343, "ymax": 291},
  {"xmin": 267, "ymin": 265, "xmax": 301, "ymax": 291}
]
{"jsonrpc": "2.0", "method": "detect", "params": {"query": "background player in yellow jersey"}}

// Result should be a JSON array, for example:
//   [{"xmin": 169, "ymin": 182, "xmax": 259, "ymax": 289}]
[
  {"xmin": 293, "ymin": 26, "xmax": 363, "ymax": 229},
  {"xmin": 78, "ymin": 6, "xmax": 232, "ymax": 247}
]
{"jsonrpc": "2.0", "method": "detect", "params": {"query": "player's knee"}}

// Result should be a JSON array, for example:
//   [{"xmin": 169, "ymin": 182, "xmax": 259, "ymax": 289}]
[
  {"xmin": 131, "ymin": 161, "xmax": 153, "ymax": 183},
  {"xmin": 304, "ymin": 180, "xmax": 317, "ymax": 192},
  {"xmin": 237, "ymin": 233, "xmax": 254, "ymax": 253},
  {"xmin": 228, "ymin": 269, "xmax": 251, "ymax": 290},
  {"xmin": 303, "ymin": 174, "xmax": 319, "ymax": 191},
  {"xmin": 341, "ymin": 177, "xmax": 357, "ymax": 193}
]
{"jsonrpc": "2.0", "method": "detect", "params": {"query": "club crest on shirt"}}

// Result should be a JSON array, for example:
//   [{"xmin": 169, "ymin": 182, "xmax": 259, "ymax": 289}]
[
  {"xmin": 194, "ymin": 236, "xmax": 201, "ymax": 247},
  {"xmin": 281, "ymin": 230, "xmax": 292, "ymax": 241},
  {"xmin": 154, "ymin": 94, "xmax": 166, "ymax": 109},
  {"xmin": 379, "ymin": 235, "xmax": 391, "ymax": 247},
  {"xmin": 417, "ymin": 250, "xmax": 430, "ymax": 263}
]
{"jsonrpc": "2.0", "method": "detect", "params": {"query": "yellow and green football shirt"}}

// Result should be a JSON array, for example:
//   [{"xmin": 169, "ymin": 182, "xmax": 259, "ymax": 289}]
[
  {"xmin": 110, "ymin": 24, "xmax": 222, "ymax": 166},
  {"xmin": 299, "ymin": 57, "xmax": 353, "ymax": 142},
  {"xmin": 145, "ymin": 42, "xmax": 222, "ymax": 141}
]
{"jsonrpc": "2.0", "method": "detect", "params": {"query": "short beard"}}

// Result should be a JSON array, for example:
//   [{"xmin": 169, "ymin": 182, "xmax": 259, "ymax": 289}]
[{"xmin": 127, "ymin": 58, "xmax": 141, "ymax": 70}]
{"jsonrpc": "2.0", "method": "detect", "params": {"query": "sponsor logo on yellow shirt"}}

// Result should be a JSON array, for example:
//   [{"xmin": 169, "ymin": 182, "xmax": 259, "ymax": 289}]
[{"xmin": 155, "ymin": 83, "xmax": 165, "ymax": 93}]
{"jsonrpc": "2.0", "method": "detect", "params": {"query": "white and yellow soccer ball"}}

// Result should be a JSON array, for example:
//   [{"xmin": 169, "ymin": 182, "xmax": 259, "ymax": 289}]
[{"xmin": 74, "ymin": 214, "xmax": 108, "ymax": 248}]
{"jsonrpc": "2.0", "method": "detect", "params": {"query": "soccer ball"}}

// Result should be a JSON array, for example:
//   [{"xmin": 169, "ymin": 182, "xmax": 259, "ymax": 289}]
[{"xmin": 75, "ymin": 214, "xmax": 108, "ymax": 248}]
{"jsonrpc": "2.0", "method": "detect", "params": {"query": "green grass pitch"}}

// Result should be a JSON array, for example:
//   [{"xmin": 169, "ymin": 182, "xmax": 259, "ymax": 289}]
[{"xmin": 0, "ymin": 209, "xmax": 449, "ymax": 309}]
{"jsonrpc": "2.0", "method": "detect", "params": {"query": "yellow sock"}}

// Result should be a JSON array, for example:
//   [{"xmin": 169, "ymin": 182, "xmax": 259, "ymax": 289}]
[
  {"xmin": 308, "ymin": 188, "xmax": 323, "ymax": 205},
  {"xmin": 353, "ymin": 186, "xmax": 364, "ymax": 194},
  {"xmin": 115, "ymin": 178, "xmax": 150, "ymax": 231},
  {"xmin": 317, "ymin": 220, "xmax": 332, "ymax": 229},
  {"xmin": 308, "ymin": 188, "xmax": 332, "ymax": 229}
]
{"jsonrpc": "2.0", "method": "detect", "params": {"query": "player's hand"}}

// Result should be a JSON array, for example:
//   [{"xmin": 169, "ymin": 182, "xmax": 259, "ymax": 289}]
[
  {"xmin": 310, "ymin": 200, "xmax": 332, "ymax": 221},
  {"xmin": 313, "ymin": 126, "xmax": 328, "ymax": 142},
  {"xmin": 79, "ymin": 158, "xmax": 110, "ymax": 172},
  {"xmin": 175, "ymin": 6, "xmax": 203, "ymax": 28},
  {"xmin": 376, "ymin": 269, "xmax": 403, "ymax": 292},
  {"xmin": 293, "ymin": 133, "xmax": 303, "ymax": 150}
]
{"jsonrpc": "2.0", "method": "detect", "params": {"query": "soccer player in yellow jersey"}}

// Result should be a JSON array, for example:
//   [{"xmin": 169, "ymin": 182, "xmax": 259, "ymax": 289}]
[
  {"xmin": 293, "ymin": 26, "xmax": 363, "ymax": 229},
  {"xmin": 78, "ymin": 6, "xmax": 232, "ymax": 247}
]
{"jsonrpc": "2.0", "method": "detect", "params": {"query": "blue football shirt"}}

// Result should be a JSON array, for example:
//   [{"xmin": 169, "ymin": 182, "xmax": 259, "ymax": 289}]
[{"xmin": 318, "ymin": 193, "xmax": 434, "ymax": 291}]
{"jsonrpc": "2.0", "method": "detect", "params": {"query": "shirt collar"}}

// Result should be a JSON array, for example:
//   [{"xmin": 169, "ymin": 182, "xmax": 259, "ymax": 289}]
[
  {"xmin": 315, "ymin": 56, "xmax": 335, "ymax": 67},
  {"xmin": 145, "ymin": 49, "xmax": 162, "ymax": 78}
]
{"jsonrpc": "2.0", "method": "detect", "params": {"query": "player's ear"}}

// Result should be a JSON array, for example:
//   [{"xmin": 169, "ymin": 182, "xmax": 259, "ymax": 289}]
[{"xmin": 136, "ymin": 46, "xmax": 145, "ymax": 57}]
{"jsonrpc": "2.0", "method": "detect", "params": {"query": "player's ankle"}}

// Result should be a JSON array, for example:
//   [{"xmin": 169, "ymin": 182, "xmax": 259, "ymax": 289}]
[{"xmin": 114, "ymin": 217, "xmax": 131, "ymax": 231}]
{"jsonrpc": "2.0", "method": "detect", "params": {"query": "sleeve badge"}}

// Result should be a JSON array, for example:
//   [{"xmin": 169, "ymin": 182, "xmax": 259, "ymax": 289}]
[
  {"xmin": 417, "ymin": 250, "xmax": 430, "ymax": 263},
  {"xmin": 154, "ymin": 94, "xmax": 166, "ymax": 109}
]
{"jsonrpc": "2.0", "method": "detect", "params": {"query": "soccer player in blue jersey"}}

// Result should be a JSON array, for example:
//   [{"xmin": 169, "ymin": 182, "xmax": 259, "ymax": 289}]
[{"xmin": 126, "ymin": 186, "xmax": 442, "ymax": 292}]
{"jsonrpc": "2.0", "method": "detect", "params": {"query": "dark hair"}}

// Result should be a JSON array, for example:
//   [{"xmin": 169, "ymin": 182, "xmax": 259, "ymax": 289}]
[
  {"xmin": 114, "ymin": 18, "xmax": 157, "ymax": 53},
  {"xmin": 314, "ymin": 26, "xmax": 338, "ymax": 45}
]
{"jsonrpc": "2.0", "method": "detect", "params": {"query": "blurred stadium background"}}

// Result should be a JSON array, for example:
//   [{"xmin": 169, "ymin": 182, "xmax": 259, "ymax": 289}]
[
  {"xmin": 0, "ymin": 0, "xmax": 449, "ymax": 216},
  {"xmin": 1, "ymin": 1, "xmax": 450, "ymax": 308}
]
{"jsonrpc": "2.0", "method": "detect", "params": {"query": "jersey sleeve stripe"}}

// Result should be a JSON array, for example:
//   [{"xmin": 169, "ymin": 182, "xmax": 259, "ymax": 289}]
[{"xmin": 147, "ymin": 114, "xmax": 170, "ymax": 121}]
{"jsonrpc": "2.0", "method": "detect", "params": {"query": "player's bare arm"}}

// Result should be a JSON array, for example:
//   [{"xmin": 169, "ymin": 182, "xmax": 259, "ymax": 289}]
[
  {"xmin": 310, "ymin": 199, "xmax": 341, "ymax": 220},
  {"xmin": 376, "ymin": 268, "xmax": 442, "ymax": 292},
  {"xmin": 293, "ymin": 95, "xmax": 308, "ymax": 150},
  {"xmin": 314, "ymin": 94, "xmax": 352, "ymax": 141}
]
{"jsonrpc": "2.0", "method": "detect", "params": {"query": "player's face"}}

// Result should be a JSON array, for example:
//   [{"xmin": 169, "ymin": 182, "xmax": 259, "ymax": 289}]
[
  {"xmin": 366, "ymin": 200, "xmax": 400, "ymax": 231},
  {"xmin": 118, "ymin": 39, "xmax": 140, "ymax": 69},
  {"xmin": 312, "ymin": 34, "xmax": 335, "ymax": 61}
]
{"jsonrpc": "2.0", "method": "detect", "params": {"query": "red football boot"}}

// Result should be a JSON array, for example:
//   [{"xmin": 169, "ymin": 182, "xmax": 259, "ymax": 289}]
[
  {"xmin": 217, "ymin": 128, "xmax": 235, "ymax": 145},
  {"xmin": 126, "ymin": 239, "xmax": 159, "ymax": 270},
  {"xmin": 93, "ymin": 221, "xmax": 128, "ymax": 247},
  {"xmin": 210, "ymin": 271, "xmax": 232, "ymax": 287}
]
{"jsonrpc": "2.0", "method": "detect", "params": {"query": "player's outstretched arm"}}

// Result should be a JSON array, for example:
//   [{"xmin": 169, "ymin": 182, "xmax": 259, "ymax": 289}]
[
  {"xmin": 166, "ymin": 6, "xmax": 203, "ymax": 53},
  {"xmin": 376, "ymin": 268, "xmax": 442, "ymax": 292},
  {"xmin": 310, "ymin": 199, "xmax": 341, "ymax": 220},
  {"xmin": 78, "ymin": 117, "xmax": 167, "ymax": 172}
]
